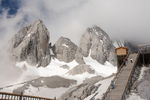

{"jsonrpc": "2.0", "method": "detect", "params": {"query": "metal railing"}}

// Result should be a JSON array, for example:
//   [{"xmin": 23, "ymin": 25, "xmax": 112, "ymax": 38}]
[
  {"xmin": 102, "ymin": 53, "xmax": 140, "ymax": 100},
  {"xmin": 101, "ymin": 53, "xmax": 130, "ymax": 100},
  {"xmin": 121, "ymin": 53, "xmax": 140, "ymax": 100},
  {"xmin": 0, "ymin": 91, "xmax": 56, "ymax": 100}
]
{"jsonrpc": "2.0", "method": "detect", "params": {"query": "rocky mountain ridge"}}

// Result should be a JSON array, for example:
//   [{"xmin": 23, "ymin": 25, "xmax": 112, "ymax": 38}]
[
  {"xmin": 11, "ymin": 20, "xmax": 117, "ymax": 67},
  {"xmin": 2, "ymin": 20, "xmax": 119, "ymax": 100}
]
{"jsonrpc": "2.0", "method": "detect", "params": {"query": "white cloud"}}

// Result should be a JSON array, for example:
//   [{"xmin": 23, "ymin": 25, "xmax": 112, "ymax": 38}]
[
  {"xmin": 0, "ymin": 0, "xmax": 150, "ymax": 84},
  {"xmin": 1, "ymin": 0, "xmax": 150, "ymax": 44},
  {"xmin": 16, "ymin": 0, "xmax": 150, "ymax": 44}
]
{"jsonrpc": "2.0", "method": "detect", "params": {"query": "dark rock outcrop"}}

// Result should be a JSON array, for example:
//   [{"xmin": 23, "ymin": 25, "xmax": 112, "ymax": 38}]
[
  {"xmin": 13, "ymin": 76, "xmax": 77, "ymax": 94},
  {"xmin": 55, "ymin": 37, "xmax": 78, "ymax": 63},
  {"xmin": 60, "ymin": 65, "xmax": 70, "ymax": 70}
]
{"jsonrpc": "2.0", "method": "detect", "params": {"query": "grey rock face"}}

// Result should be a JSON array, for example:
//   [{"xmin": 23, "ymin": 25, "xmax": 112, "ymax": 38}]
[
  {"xmin": 59, "ymin": 75, "xmax": 114, "ymax": 100},
  {"xmin": 77, "ymin": 25, "xmax": 116, "ymax": 65},
  {"xmin": 28, "ymin": 76, "xmax": 77, "ymax": 88},
  {"xmin": 60, "ymin": 84, "xmax": 100, "ymax": 100},
  {"xmin": 13, "ymin": 76, "xmax": 77, "ymax": 94},
  {"xmin": 59, "ymin": 76, "xmax": 104, "ymax": 100},
  {"xmin": 67, "ymin": 64, "xmax": 95, "ymax": 75},
  {"xmin": 136, "ymin": 69, "xmax": 150, "ymax": 100},
  {"xmin": 75, "ymin": 48, "xmax": 85, "ymax": 64},
  {"xmin": 83, "ymin": 76, "xmax": 103, "ymax": 84},
  {"xmin": 108, "ymin": 47, "xmax": 117, "ymax": 66},
  {"xmin": 11, "ymin": 20, "xmax": 50, "ymax": 67},
  {"xmin": 55, "ymin": 37, "xmax": 78, "ymax": 63}
]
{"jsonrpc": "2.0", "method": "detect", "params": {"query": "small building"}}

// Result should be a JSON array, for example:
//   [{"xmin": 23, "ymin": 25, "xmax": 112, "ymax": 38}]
[
  {"xmin": 115, "ymin": 47, "xmax": 128, "ymax": 69},
  {"xmin": 115, "ymin": 47, "xmax": 128, "ymax": 56}
]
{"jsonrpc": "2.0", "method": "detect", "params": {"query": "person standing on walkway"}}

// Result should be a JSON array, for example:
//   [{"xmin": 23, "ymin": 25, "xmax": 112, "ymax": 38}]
[
  {"xmin": 111, "ymin": 80, "xmax": 115, "ymax": 89},
  {"xmin": 130, "ymin": 58, "xmax": 133, "ymax": 63},
  {"xmin": 124, "ymin": 58, "xmax": 128, "ymax": 66}
]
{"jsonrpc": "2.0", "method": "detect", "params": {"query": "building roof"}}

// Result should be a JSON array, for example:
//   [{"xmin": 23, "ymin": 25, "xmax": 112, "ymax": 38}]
[{"xmin": 115, "ymin": 47, "xmax": 128, "ymax": 50}]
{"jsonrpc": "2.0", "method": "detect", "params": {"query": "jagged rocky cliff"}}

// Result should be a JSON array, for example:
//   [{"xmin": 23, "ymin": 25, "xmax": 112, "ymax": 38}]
[
  {"xmin": 76, "ymin": 25, "xmax": 117, "ymax": 65},
  {"xmin": 11, "ymin": 20, "xmax": 116, "ymax": 67},
  {"xmin": 11, "ymin": 20, "xmax": 51, "ymax": 67}
]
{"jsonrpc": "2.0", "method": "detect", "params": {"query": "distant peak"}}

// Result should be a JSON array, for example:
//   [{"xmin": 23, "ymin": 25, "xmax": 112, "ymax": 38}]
[
  {"xmin": 87, "ymin": 25, "xmax": 105, "ymax": 34},
  {"xmin": 27, "ymin": 19, "xmax": 47, "ymax": 34},
  {"xmin": 33, "ymin": 19, "xmax": 43, "ymax": 26},
  {"xmin": 59, "ymin": 36, "xmax": 71, "ymax": 41}
]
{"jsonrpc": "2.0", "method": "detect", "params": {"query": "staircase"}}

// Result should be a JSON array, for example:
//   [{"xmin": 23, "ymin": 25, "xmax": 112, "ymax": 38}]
[{"xmin": 103, "ymin": 53, "xmax": 139, "ymax": 100}]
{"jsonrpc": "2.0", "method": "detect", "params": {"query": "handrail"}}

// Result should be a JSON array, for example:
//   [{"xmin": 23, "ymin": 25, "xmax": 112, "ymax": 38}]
[
  {"xmin": 102, "ymin": 53, "xmax": 140, "ymax": 100},
  {"xmin": 102, "ymin": 53, "xmax": 130, "ymax": 100},
  {"xmin": 0, "ymin": 91, "xmax": 56, "ymax": 100},
  {"xmin": 121, "ymin": 53, "xmax": 140, "ymax": 100}
]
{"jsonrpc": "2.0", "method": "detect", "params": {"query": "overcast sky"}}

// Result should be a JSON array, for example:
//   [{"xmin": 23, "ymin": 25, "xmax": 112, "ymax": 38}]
[
  {"xmin": 0, "ymin": 0, "xmax": 150, "ymax": 44},
  {"xmin": 0, "ymin": 0, "xmax": 150, "ymax": 85}
]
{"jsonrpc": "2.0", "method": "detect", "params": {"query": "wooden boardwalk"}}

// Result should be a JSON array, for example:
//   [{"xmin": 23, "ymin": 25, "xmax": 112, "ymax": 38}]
[{"xmin": 104, "ymin": 53, "xmax": 139, "ymax": 100}]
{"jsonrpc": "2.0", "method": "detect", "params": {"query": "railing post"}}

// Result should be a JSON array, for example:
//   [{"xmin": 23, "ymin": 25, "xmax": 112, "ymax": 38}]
[
  {"xmin": 1, "ymin": 94, "xmax": 3, "ymax": 99},
  {"xmin": 10, "ymin": 95, "xmax": 13, "ymax": 100},
  {"xmin": 19, "ymin": 92, "xmax": 23, "ymax": 100}
]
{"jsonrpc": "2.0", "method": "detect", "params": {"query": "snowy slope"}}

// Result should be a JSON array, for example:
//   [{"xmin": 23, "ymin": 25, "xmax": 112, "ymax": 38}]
[
  {"xmin": 15, "ymin": 55, "xmax": 117, "ymax": 84},
  {"xmin": 84, "ymin": 76, "xmax": 114, "ymax": 100},
  {"xmin": 83, "ymin": 55, "xmax": 117, "ymax": 77},
  {"xmin": 0, "ymin": 50, "xmax": 117, "ymax": 99}
]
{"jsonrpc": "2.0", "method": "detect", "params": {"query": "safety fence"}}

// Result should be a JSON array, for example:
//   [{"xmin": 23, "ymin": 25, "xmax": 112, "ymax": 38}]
[{"xmin": 0, "ymin": 91, "xmax": 56, "ymax": 100}]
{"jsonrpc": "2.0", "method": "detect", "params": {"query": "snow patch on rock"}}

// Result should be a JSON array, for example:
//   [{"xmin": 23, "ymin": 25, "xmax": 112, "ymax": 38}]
[
  {"xmin": 83, "ymin": 52, "xmax": 117, "ymax": 77},
  {"xmin": 127, "ymin": 93, "xmax": 144, "ymax": 100}
]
